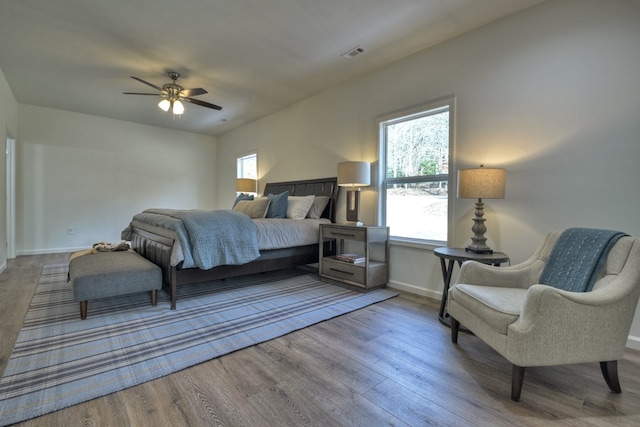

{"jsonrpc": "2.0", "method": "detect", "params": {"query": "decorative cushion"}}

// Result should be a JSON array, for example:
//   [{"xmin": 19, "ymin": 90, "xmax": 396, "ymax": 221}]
[
  {"xmin": 265, "ymin": 191, "xmax": 289, "ymax": 218},
  {"xmin": 232, "ymin": 199, "xmax": 271, "ymax": 219},
  {"xmin": 287, "ymin": 195, "xmax": 315, "ymax": 219},
  {"xmin": 306, "ymin": 196, "xmax": 330, "ymax": 219},
  {"xmin": 233, "ymin": 193, "xmax": 254, "ymax": 208}
]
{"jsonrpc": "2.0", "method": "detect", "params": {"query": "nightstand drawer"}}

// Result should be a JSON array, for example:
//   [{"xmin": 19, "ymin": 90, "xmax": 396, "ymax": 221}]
[
  {"xmin": 321, "ymin": 227, "xmax": 366, "ymax": 241},
  {"xmin": 321, "ymin": 258, "xmax": 365, "ymax": 284}
]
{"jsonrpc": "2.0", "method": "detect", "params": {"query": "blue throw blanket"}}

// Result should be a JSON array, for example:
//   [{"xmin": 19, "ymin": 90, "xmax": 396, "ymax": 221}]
[
  {"xmin": 539, "ymin": 227, "xmax": 627, "ymax": 292},
  {"xmin": 131, "ymin": 209, "xmax": 260, "ymax": 270}
]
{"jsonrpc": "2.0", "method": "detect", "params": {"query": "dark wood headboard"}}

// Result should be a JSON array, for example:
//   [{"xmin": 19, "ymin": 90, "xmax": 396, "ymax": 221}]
[{"xmin": 263, "ymin": 177, "xmax": 339, "ymax": 223}]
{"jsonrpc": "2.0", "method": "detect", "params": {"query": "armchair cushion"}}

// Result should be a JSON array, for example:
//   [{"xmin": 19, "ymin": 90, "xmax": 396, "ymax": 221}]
[
  {"xmin": 539, "ymin": 228, "xmax": 627, "ymax": 292},
  {"xmin": 451, "ymin": 285, "xmax": 527, "ymax": 334}
]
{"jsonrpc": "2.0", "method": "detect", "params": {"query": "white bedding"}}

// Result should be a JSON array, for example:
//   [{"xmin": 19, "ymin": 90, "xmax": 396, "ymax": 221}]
[
  {"xmin": 130, "ymin": 217, "xmax": 330, "ymax": 267},
  {"xmin": 254, "ymin": 218, "xmax": 330, "ymax": 250}
]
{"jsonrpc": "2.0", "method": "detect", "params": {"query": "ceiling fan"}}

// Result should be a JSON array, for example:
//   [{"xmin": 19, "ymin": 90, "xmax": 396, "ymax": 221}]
[{"xmin": 123, "ymin": 71, "xmax": 222, "ymax": 115}]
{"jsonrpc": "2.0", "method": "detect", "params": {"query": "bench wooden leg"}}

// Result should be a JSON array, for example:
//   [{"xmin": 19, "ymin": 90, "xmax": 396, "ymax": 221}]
[
  {"xmin": 79, "ymin": 301, "xmax": 88, "ymax": 320},
  {"xmin": 151, "ymin": 289, "xmax": 157, "ymax": 306}
]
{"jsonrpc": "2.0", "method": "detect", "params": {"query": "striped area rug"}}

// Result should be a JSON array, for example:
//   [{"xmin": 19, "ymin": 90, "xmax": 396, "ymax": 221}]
[{"xmin": 0, "ymin": 264, "xmax": 397, "ymax": 426}]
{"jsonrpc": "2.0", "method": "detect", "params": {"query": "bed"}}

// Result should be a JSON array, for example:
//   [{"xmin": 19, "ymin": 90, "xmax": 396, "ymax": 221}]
[{"xmin": 124, "ymin": 177, "xmax": 339, "ymax": 309}]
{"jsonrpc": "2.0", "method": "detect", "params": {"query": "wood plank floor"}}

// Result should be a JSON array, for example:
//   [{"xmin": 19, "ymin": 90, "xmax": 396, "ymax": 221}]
[{"xmin": 1, "ymin": 253, "xmax": 640, "ymax": 426}]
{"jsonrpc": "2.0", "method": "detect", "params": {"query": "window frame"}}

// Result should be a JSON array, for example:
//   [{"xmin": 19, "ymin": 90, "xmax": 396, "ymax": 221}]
[{"xmin": 377, "ymin": 96, "xmax": 455, "ymax": 246}]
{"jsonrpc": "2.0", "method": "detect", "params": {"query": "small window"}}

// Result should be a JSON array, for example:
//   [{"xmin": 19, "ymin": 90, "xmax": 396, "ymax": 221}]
[
  {"xmin": 236, "ymin": 152, "xmax": 258, "ymax": 194},
  {"xmin": 237, "ymin": 152, "xmax": 257, "ymax": 180},
  {"xmin": 379, "ymin": 98, "xmax": 453, "ymax": 243}
]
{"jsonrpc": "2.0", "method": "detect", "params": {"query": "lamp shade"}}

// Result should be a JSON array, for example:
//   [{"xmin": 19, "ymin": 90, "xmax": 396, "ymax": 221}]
[
  {"xmin": 236, "ymin": 178, "xmax": 257, "ymax": 193},
  {"xmin": 457, "ymin": 166, "xmax": 506, "ymax": 199},
  {"xmin": 158, "ymin": 99, "xmax": 171, "ymax": 112},
  {"xmin": 172, "ymin": 100, "xmax": 184, "ymax": 115},
  {"xmin": 337, "ymin": 161, "xmax": 371, "ymax": 187}
]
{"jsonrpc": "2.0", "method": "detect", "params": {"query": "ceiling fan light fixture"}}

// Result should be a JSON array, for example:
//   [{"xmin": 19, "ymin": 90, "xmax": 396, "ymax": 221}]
[
  {"xmin": 158, "ymin": 99, "xmax": 171, "ymax": 112},
  {"xmin": 172, "ymin": 100, "xmax": 184, "ymax": 115},
  {"xmin": 126, "ymin": 72, "xmax": 222, "ymax": 114}
]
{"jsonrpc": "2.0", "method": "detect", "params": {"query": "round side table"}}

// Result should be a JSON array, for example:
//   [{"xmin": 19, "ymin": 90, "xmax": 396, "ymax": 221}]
[{"xmin": 433, "ymin": 247, "xmax": 510, "ymax": 329}]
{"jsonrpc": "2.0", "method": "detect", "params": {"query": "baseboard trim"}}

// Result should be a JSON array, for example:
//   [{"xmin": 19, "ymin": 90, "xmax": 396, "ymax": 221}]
[
  {"xmin": 627, "ymin": 335, "xmax": 640, "ymax": 351},
  {"xmin": 387, "ymin": 279, "xmax": 441, "ymax": 301},
  {"xmin": 17, "ymin": 247, "xmax": 85, "ymax": 256}
]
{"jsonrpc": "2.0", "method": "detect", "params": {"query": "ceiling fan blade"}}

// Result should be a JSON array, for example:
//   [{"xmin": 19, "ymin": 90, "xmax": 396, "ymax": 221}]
[
  {"xmin": 131, "ymin": 76, "xmax": 163, "ymax": 91},
  {"xmin": 180, "ymin": 88, "xmax": 207, "ymax": 97},
  {"xmin": 183, "ymin": 97, "xmax": 222, "ymax": 110},
  {"xmin": 123, "ymin": 92, "xmax": 161, "ymax": 96}
]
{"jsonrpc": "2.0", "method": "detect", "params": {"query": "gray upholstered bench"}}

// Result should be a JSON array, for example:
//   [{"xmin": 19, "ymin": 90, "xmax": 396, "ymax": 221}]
[{"xmin": 68, "ymin": 250, "xmax": 162, "ymax": 319}]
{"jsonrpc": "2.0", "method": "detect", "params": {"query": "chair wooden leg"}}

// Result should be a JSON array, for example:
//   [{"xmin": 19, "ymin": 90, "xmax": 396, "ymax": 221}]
[
  {"xmin": 151, "ymin": 289, "xmax": 157, "ymax": 306},
  {"xmin": 600, "ymin": 361, "xmax": 621, "ymax": 393},
  {"xmin": 511, "ymin": 365, "xmax": 526, "ymax": 402},
  {"xmin": 451, "ymin": 317, "xmax": 460, "ymax": 343}
]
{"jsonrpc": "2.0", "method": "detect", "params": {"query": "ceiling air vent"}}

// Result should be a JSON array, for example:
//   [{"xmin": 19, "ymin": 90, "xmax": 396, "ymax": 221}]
[{"xmin": 341, "ymin": 46, "xmax": 366, "ymax": 59}]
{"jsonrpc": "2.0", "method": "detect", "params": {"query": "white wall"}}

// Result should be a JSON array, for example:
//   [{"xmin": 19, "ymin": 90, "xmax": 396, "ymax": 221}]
[
  {"xmin": 0, "ymin": 67, "xmax": 18, "ymax": 272},
  {"xmin": 217, "ymin": 0, "xmax": 640, "ymax": 347},
  {"xmin": 17, "ymin": 105, "xmax": 217, "ymax": 254}
]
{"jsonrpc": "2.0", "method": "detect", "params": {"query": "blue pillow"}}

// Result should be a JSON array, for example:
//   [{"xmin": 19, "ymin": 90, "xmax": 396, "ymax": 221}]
[
  {"xmin": 233, "ymin": 193, "xmax": 254, "ymax": 208},
  {"xmin": 266, "ymin": 191, "xmax": 288, "ymax": 218}
]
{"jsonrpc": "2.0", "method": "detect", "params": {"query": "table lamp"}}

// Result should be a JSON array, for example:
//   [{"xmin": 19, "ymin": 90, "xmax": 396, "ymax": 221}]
[
  {"xmin": 457, "ymin": 165, "xmax": 506, "ymax": 253},
  {"xmin": 236, "ymin": 178, "xmax": 257, "ymax": 194},
  {"xmin": 337, "ymin": 161, "xmax": 370, "ymax": 225}
]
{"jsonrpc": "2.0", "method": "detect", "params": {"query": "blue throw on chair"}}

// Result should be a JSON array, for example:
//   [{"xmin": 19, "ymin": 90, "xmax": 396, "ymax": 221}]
[{"xmin": 539, "ymin": 227, "xmax": 627, "ymax": 292}]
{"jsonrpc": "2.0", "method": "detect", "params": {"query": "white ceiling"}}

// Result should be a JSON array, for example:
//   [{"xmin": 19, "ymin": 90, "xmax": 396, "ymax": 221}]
[{"xmin": 0, "ymin": 0, "xmax": 545, "ymax": 137}]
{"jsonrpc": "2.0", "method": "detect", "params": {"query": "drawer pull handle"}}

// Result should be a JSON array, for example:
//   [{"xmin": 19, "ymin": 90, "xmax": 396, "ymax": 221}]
[
  {"xmin": 331, "ymin": 232, "xmax": 356, "ymax": 237},
  {"xmin": 329, "ymin": 268, "xmax": 354, "ymax": 276}
]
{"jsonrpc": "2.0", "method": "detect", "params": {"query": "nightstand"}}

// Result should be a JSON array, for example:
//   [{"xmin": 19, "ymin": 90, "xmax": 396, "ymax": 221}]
[{"xmin": 319, "ymin": 224, "xmax": 389, "ymax": 289}]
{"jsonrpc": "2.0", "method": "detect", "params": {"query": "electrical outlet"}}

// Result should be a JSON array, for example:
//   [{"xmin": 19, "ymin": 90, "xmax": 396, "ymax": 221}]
[{"xmin": 67, "ymin": 227, "xmax": 75, "ymax": 235}]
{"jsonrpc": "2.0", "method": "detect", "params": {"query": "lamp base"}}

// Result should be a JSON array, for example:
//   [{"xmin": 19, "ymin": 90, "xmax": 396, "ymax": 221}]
[
  {"xmin": 466, "ymin": 198, "xmax": 494, "ymax": 254},
  {"xmin": 346, "ymin": 189, "xmax": 361, "ymax": 223},
  {"xmin": 465, "ymin": 245, "xmax": 493, "ymax": 254}
]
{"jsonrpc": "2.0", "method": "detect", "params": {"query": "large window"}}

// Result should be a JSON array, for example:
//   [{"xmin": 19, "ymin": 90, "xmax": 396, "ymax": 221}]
[{"xmin": 380, "ymin": 98, "xmax": 453, "ymax": 243}]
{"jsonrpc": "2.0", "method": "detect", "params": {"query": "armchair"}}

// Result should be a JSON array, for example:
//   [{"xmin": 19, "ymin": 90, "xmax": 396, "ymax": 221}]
[{"xmin": 447, "ymin": 231, "xmax": 640, "ymax": 401}]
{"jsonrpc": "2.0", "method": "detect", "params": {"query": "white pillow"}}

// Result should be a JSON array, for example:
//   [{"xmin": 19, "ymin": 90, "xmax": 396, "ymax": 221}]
[
  {"xmin": 306, "ymin": 196, "xmax": 330, "ymax": 219},
  {"xmin": 286, "ymin": 195, "xmax": 315, "ymax": 219}
]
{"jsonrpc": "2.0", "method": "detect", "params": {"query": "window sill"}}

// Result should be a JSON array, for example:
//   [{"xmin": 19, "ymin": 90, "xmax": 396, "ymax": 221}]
[{"xmin": 389, "ymin": 236, "xmax": 446, "ymax": 251}]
